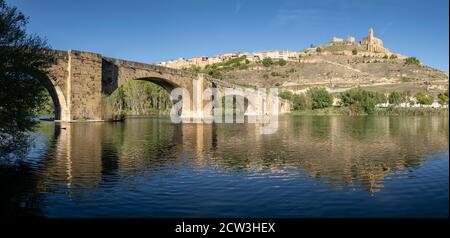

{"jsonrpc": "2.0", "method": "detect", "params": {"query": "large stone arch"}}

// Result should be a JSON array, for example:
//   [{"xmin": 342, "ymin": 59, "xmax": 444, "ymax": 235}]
[
  {"xmin": 42, "ymin": 78, "xmax": 67, "ymax": 121},
  {"xmin": 32, "ymin": 71, "xmax": 68, "ymax": 121}
]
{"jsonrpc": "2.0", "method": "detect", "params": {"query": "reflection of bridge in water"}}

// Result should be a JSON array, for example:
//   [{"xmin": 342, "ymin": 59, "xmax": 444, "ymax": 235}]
[{"xmin": 37, "ymin": 116, "xmax": 449, "ymax": 194}]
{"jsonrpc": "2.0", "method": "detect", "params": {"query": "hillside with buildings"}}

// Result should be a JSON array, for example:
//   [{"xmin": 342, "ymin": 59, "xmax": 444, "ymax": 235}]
[{"xmin": 157, "ymin": 28, "xmax": 449, "ymax": 96}]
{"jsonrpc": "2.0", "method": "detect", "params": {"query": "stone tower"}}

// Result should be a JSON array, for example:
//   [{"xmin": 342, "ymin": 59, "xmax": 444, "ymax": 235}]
[
  {"xmin": 360, "ymin": 28, "xmax": 386, "ymax": 53},
  {"xmin": 368, "ymin": 28, "xmax": 374, "ymax": 41}
]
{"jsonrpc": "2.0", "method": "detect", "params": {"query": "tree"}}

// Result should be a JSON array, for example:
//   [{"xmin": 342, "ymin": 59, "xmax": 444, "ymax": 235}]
[
  {"xmin": 388, "ymin": 91, "xmax": 407, "ymax": 105},
  {"xmin": 415, "ymin": 92, "xmax": 434, "ymax": 105},
  {"xmin": 340, "ymin": 88, "xmax": 385, "ymax": 114},
  {"xmin": 262, "ymin": 58, "xmax": 273, "ymax": 67},
  {"xmin": 278, "ymin": 91, "xmax": 294, "ymax": 101},
  {"xmin": 0, "ymin": 0, "xmax": 54, "ymax": 159},
  {"xmin": 307, "ymin": 87, "xmax": 332, "ymax": 109},
  {"xmin": 292, "ymin": 93, "xmax": 311, "ymax": 110}
]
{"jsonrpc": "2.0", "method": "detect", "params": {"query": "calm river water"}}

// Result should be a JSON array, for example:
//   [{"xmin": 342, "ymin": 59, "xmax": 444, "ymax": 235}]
[{"xmin": 1, "ymin": 115, "xmax": 448, "ymax": 217}]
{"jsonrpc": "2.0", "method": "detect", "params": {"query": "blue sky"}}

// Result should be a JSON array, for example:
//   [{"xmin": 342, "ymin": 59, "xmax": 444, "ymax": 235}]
[{"xmin": 7, "ymin": 0, "xmax": 449, "ymax": 71}]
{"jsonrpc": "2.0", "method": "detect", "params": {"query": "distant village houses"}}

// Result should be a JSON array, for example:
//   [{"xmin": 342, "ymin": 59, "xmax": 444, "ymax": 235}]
[
  {"xmin": 157, "ymin": 50, "xmax": 302, "ymax": 69},
  {"xmin": 156, "ymin": 28, "xmax": 393, "ymax": 69}
]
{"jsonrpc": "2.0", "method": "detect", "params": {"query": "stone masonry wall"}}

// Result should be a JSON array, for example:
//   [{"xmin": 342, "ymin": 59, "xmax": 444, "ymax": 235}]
[{"xmin": 67, "ymin": 50, "xmax": 103, "ymax": 120}]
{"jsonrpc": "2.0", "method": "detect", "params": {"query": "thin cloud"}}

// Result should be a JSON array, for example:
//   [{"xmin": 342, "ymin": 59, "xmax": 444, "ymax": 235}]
[
  {"xmin": 235, "ymin": 0, "xmax": 246, "ymax": 14},
  {"xmin": 379, "ymin": 22, "xmax": 393, "ymax": 36},
  {"xmin": 268, "ymin": 2, "xmax": 353, "ymax": 28},
  {"xmin": 270, "ymin": 9, "xmax": 320, "ymax": 26}
]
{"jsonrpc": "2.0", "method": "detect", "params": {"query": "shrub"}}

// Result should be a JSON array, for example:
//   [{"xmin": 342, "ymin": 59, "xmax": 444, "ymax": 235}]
[
  {"xmin": 277, "ymin": 59, "xmax": 287, "ymax": 66},
  {"xmin": 389, "ymin": 54, "xmax": 398, "ymax": 59},
  {"xmin": 238, "ymin": 64, "xmax": 248, "ymax": 70},
  {"xmin": 401, "ymin": 77, "xmax": 414, "ymax": 82},
  {"xmin": 270, "ymin": 72, "xmax": 280, "ymax": 77},
  {"xmin": 185, "ymin": 65, "xmax": 201, "ymax": 73},
  {"xmin": 205, "ymin": 68, "xmax": 222, "ymax": 79},
  {"xmin": 415, "ymin": 92, "xmax": 434, "ymax": 105},
  {"xmin": 262, "ymin": 58, "xmax": 273, "ymax": 67},
  {"xmin": 438, "ymin": 92, "xmax": 449, "ymax": 105},
  {"xmin": 307, "ymin": 87, "xmax": 333, "ymax": 109},
  {"xmin": 405, "ymin": 57, "xmax": 420, "ymax": 65},
  {"xmin": 316, "ymin": 47, "xmax": 322, "ymax": 53},
  {"xmin": 352, "ymin": 49, "xmax": 358, "ymax": 55}
]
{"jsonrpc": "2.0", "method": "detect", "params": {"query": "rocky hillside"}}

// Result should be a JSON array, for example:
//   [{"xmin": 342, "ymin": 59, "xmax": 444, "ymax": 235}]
[{"xmin": 219, "ymin": 43, "xmax": 448, "ymax": 96}]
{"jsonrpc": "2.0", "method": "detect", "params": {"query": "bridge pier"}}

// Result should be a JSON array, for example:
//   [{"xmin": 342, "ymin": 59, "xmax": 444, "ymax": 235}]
[{"xmin": 180, "ymin": 74, "xmax": 214, "ymax": 122}]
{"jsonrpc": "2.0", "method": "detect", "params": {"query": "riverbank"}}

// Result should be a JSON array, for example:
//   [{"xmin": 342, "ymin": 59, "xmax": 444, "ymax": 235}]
[{"xmin": 289, "ymin": 107, "xmax": 449, "ymax": 116}]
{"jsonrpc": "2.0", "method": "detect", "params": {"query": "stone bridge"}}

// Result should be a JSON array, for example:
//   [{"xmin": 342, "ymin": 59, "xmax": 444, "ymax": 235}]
[{"xmin": 44, "ymin": 50, "xmax": 291, "ymax": 122}]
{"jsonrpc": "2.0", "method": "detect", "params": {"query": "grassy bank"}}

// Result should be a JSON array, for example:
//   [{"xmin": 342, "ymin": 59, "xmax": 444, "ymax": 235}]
[
  {"xmin": 290, "ymin": 108, "xmax": 344, "ymax": 116},
  {"xmin": 375, "ymin": 107, "xmax": 449, "ymax": 116},
  {"xmin": 289, "ymin": 107, "xmax": 449, "ymax": 116}
]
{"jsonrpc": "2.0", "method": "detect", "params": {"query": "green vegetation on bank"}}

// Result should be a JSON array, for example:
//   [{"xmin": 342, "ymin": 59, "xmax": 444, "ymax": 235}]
[
  {"xmin": 103, "ymin": 80, "xmax": 172, "ymax": 120},
  {"xmin": 438, "ymin": 92, "xmax": 449, "ymax": 105},
  {"xmin": 376, "ymin": 107, "xmax": 448, "ymax": 116},
  {"xmin": 341, "ymin": 88, "xmax": 386, "ymax": 115},
  {"xmin": 415, "ymin": 92, "xmax": 434, "ymax": 105},
  {"xmin": 279, "ymin": 87, "xmax": 333, "ymax": 111},
  {"xmin": 280, "ymin": 87, "xmax": 448, "ymax": 116}
]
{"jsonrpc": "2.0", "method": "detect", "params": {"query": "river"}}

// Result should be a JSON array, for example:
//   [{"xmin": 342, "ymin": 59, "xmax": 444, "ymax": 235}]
[{"xmin": 1, "ymin": 115, "xmax": 448, "ymax": 217}]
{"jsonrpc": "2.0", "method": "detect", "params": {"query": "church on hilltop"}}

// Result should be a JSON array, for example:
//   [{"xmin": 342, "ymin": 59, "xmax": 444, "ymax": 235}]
[
  {"xmin": 330, "ymin": 28, "xmax": 389, "ymax": 54},
  {"xmin": 360, "ymin": 28, "xmax": 387, "ymax": 53}
]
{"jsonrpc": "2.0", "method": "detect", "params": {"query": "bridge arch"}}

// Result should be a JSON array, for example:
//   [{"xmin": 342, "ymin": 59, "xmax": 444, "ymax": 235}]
[
  {"xmin": 216, "ymin": 88, "xmax": 260, "ymax": 117},
  {"xmin": 131, "ymin": 76, "xmax": 182, "ymax": 92},
  {"xmin": 32, "ymin": 72, "xmax": 68, "ymax": 121}
]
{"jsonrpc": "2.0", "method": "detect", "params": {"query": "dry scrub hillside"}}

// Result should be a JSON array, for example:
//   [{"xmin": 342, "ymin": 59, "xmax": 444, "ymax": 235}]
[{"xmin": 221, "ymin": 44, "xmax": 448, "ymax": 96}]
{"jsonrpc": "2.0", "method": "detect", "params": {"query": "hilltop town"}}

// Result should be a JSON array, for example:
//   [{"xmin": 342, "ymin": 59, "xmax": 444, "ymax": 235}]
[
  {"xmin": 157, "ymin": 28, "xmax": 448, "ymax": 96},
  {"xmin": 157, "ymin": 28, "xmax": 402, "ymax": 69}
]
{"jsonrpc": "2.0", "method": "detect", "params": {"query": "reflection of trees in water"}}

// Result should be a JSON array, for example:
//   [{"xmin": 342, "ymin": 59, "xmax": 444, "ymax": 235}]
[
  {"xmin": 7, "ymin": 115, "xmax": 447, "ymax": 216},
  {"xmin": 0, "ymin": 123, "xmax": 58, "ymax": 217},
  {"xmin": 205, "ymin": 116, "xmax": 449, "ymax": 193},
  {"xmin": 0, "ymin": 166, "xmax": 45, "ymax": 217}
]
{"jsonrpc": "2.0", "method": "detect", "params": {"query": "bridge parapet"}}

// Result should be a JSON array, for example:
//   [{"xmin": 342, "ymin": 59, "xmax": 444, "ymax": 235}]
[{"xmin": 103, "ymin": 57, "xmax": 200, "ymax": 79}]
